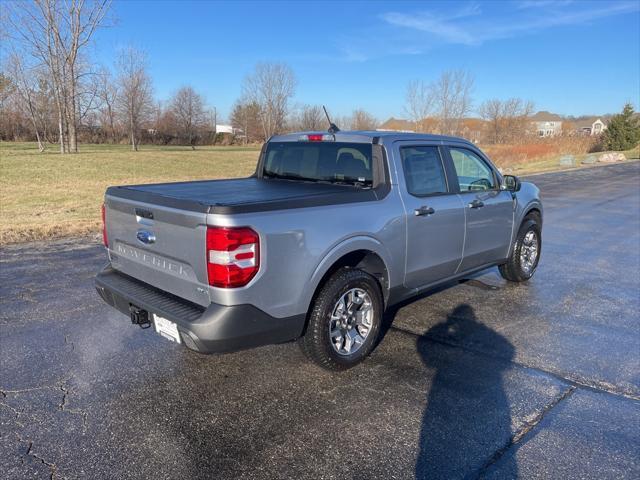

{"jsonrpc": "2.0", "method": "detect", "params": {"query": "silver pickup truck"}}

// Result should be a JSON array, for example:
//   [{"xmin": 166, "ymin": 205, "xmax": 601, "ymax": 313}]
[{"xmin": 96, "ymin": 131, "xmax": 542, "ymax": 370}]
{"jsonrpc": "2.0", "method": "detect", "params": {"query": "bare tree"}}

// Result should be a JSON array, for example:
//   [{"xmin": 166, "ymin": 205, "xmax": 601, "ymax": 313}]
[
  {"xmin": 301, "ymin": 104, "xmax": 325, "ymax": 131},
  {"xmin": 230, "ymin": 100, "xmax": 262, "ymax": 144},
  {"xmin": 349, "ymin": 109, "xmax": 378, "ymax": 130},
  {"xmin": 479, "ymin": 97, "xmax": 534, "ymax": 144},
  {"xmin": 330, "ymin": 115, "xmax": 346, "ymax": 130},
  {"xmin": 430, "ymin": 70, "xmax": 474, "ymax": 136},
  {"xmin": 94, "ymin": 67, "xmax": 119, "ymax": 143},
  {"xmin": 116, "ymin": 47, "xmax": 154, "ymax": 151},
  {"xmin": 0, "ymin": 73, "xmax": 12, "ymax": 105},
  {"xmin": 153, "ymin": 101, "xmax": 179, "ymax": 145},
  {"xmin": 6, "ymin": 0, "xmax": 111, "ymax": 153},
  {"xmin": 242, "ymin": 62, "xmax": 296, "ymax": 139},
  {"xmin": 478, "ymin": 99, "xmax": 503, "ymax": 144},
  {"xmin": 404, "ymin": 80, "xmax": 433, "ymax": 132},
  {"xmin": 502, "ymin": 98, "xmax": 534, "ymax": 142},
  {"xmin": 5, "ymin": 53, "xmax": 46, "ymax": 151},
  {"xmin": 0, "ymin": 69, "xmax": 57, "ymax": 143},
  {"xmin": 0, "ymin": 73, "xmax": 13, "ymax": 117},
  {"xmin": 288, "ymin": 104, "xmax": 325, "ymax": 131},
  {"xmin": 169, "ymin": 86, "xmax": 207, "ymax": 149},
  {"xmin": 73, "ymin": 68, "xmax": 102, "ymax": 141},
  {"xmin": 0, "ymin": 73, "xmax": 17, "ymax": 140}
]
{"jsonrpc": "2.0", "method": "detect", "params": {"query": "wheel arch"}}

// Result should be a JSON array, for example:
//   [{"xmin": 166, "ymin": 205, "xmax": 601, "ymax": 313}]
[
  {"xmin": 525, "ymin": 206, "xmax": 543, "ymax": 225},
  {"xmin": 299, "ymin": 237, "xmax": 393, "ymax": 322},
  {"xmin": 508, "ymin": 202, "xmax": 543, "ymax": 259}
]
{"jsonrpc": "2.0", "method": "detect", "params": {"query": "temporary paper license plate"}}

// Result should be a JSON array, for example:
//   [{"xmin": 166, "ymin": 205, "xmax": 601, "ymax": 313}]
[{"xmin": 154, "ymin": 315, "xmax": 181, "ymax": 344}]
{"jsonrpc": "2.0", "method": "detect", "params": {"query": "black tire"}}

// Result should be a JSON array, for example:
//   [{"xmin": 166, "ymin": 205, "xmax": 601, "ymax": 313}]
[
  {"xmin": 499, "ymin": 214, "xmax": 542, "ymax": 282},
  {"xmin": 299, "ymin": 267, "xmax": 383, "ymax": 371}
]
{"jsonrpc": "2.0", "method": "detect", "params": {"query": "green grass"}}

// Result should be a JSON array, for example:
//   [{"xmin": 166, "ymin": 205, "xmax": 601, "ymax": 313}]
[{"xmin": 0, "ymin": 142, "xmax": 261, "ymax": 244}]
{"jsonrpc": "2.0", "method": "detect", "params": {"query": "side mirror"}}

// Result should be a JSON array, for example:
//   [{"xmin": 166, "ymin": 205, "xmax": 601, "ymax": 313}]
[{"xmin": 501, "ymin": 175, "xmax": 521, "ymax": 192}]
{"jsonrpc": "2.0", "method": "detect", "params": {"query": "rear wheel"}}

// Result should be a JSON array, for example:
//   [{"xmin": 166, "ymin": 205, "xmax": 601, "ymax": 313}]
[
  {"xmin": 299, "ymin": 267, "xmax": 383, "ymax": 371},
  {"xmin": 499, "ymin": 214, "xmax": 542, "ymax": 282}
]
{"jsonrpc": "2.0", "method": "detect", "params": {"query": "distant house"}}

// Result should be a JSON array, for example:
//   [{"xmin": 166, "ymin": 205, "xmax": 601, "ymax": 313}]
[
  {"xmin": 574, "ymin": 117, "xmax": 607, "ymax": 136},
  {"xmin": 531, "ymin": 111, "xmax": 563, "ymax": 137}
]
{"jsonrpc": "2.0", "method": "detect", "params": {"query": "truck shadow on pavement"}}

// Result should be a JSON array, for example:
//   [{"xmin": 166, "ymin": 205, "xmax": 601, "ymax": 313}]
[{"xmin": 384, "ymin": 302, "xmax": 517, "ymax": 479}]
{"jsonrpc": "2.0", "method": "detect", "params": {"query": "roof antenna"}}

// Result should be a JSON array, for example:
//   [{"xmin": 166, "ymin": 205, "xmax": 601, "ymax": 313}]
[{"xmin": 323, "ymin": 105, "xmax": 340, "ymax": 134}]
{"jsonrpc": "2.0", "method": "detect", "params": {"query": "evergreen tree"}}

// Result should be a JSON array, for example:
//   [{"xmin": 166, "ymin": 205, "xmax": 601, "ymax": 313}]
[{"xmin": 602, "ymin": 103, "xmax": 640, "ymax": 151}]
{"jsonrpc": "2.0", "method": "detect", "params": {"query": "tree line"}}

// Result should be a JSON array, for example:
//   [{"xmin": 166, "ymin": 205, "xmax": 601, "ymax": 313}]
[
  {"xmin": 403, "ymin": 70, "xmax": 534, "ymax": 142},
  {"xmin": 1, "ymin": 2, "xmax": 380, "ymax": 151},
  {"xmin": 2, "ymin": 1, "xmax": 636, "ymax": 153}
]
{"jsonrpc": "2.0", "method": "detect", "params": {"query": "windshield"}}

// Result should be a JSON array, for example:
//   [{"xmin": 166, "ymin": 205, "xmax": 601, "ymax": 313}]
[{"xmin": 263, "ymin": 142, "xmax": 373, "ymax": 187}]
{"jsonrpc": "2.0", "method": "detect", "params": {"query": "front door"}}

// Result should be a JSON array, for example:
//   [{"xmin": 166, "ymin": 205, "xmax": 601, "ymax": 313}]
[
  {"xmin": 446, "ymin": 146, "xmax": 514, "ymax": 272},
  {"xmin": 396, "ymin": 144, "xmax": 466, "ymax": 289}
]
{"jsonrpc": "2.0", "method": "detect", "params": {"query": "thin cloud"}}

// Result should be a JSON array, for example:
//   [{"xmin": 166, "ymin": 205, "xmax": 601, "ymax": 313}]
[
  {"xmin": 381, "ymin": 14, "xmax": 477, "ymax": 46},
  {"xmin": 381, "ymin": 1, "xmax": 639, "ymax": 47},
  {"xmin": 380, "ymin": 2, "xmax": 482, "ymax": 46},
  {"xmin": 517, "ymin": 0, "xmax": 574, "ymax": 9},
  {"xmin": 335, "ymin": 41, "xmax": 429, "ymax": 63}
]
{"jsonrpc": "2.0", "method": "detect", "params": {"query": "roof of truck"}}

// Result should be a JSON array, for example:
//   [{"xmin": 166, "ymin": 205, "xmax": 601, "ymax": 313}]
[{"xmin": 270, "ymin": 130, "xmax": 476, "ymax": 146}]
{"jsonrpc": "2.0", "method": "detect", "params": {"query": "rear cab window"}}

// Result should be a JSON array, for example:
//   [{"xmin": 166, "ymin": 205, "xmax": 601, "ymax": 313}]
[{"xmin": 263, "ymin": 141, "xmax": 373, "ymax": 187}]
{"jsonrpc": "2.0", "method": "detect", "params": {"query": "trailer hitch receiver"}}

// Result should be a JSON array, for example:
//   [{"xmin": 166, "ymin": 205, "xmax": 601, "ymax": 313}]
[{"xmin": 129, "ymin": 305, "xmax": 151, "ymax": 329}]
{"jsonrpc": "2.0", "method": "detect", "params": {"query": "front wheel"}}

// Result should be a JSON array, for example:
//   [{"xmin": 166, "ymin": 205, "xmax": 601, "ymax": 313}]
[
  {"xmin": 299, "ymin": 267, "xmax": 383, "ymax": 371},
  {"xmin": 499, "ymin": 214, "xmax": 542, "ymax": 282}
]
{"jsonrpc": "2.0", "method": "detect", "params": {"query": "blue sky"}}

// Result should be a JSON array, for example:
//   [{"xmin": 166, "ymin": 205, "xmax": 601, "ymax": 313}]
[{"xmin": 94, "ymin": 0, "xmax": 640, "ymax": 121}]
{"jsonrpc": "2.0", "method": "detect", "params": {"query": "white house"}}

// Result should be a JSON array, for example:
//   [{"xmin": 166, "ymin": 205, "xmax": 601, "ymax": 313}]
[
  {"xmin": 574, "ymin": 118, "xmax": 607, "ymax": 136},
  {"xmin": 530, "ymin": 111, "xmax": 563, "ymax": 137}
]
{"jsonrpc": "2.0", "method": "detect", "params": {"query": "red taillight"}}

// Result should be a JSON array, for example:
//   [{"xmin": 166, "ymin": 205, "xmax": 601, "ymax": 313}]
[
  {"xmin": 307, "ymin": 134, "xmax": 323, "ymax": 142},
  {"xmin": 101, "ymin": 203, "xmax": 108, "ymax": 247},
  {"xmin": 206, "ymin": 226, "xmax": 259, "ymax": 288}
]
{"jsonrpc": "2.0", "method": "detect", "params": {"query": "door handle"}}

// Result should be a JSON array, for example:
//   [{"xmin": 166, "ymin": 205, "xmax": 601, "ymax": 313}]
[
  {"xmin": 414, "ymin": 205, "xmax": 435, "ymax": 216},
  {"xmin": 469, "ymin": 199, "xmax": 484, "ymax": 209}
]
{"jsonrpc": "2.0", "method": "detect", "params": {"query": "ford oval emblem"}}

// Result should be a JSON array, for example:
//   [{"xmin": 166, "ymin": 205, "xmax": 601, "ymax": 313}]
[{"xmin": 136, "ymin": 230, "xmax": 156, "ymax": 245}]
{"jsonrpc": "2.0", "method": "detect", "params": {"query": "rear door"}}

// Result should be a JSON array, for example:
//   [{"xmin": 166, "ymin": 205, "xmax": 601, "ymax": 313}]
[
  {"xmin": 445, "ymin": 146, "xmax": 514, "ymax": 271},
  {"xmin": 395, "ymin": 142, "xmax": 466, "ymax": 289}
]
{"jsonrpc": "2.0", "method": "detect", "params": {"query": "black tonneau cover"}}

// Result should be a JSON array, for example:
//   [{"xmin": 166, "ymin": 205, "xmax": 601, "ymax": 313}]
[{"xmin": 106, "ymin": 177, "xmax": 382, "ymax": 214}]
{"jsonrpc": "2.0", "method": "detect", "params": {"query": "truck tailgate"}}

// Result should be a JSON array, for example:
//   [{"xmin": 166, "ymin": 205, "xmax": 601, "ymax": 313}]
[{"xmin": 104, "ymin": 194, "xmax": 210, "ymax": 307}]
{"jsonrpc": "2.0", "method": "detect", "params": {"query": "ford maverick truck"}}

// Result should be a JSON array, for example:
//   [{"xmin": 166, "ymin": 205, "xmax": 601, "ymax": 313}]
[{"xmin": 95, "ymin": 131, "xmax": 542, "ymax": 370}]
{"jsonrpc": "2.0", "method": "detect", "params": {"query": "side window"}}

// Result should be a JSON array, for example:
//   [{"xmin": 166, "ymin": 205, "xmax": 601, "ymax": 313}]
[
  {"xmin": 450, "ymin": 148, "xmax": 496, "ymax": 191},
  {"xmin": 400, "ymin": 146, "xmax": 448, "ymax": 196}
]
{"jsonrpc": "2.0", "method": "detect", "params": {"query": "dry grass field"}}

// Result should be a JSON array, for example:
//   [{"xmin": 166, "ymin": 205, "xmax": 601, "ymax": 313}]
[
  {"xmin": 1, "ymin": 141, "xmax": 638, "ymax": 245},
  {"xmin": 0, "ymin": 142, "xmax": 260, "ymax": 244},
  {"xmin": 483, "ymin": 136, "xmax": 639, "ymax": 173}
]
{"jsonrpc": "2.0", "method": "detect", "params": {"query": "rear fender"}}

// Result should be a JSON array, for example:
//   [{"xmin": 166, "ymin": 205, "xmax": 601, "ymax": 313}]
[{"xmin": 297, "ymin": 236, "xmax": 394, "ymax": 316}]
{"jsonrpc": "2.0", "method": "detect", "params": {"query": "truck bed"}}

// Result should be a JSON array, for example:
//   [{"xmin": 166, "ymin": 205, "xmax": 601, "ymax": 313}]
[{"xmin": 106, "ymin": 177, "xmax": 381, "ymax": 214}]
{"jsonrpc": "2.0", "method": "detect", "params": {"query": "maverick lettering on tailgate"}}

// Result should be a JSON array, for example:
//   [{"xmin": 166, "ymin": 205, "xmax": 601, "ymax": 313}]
[{"xmin": 116, "ymin": 243, "xmax": 190, "ymax": 277}]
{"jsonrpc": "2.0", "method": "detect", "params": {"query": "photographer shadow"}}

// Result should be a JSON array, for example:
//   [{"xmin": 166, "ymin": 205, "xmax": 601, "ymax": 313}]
[{"xmin": 407, "ymin": 303, "xmax": 517, "ymax": 479}]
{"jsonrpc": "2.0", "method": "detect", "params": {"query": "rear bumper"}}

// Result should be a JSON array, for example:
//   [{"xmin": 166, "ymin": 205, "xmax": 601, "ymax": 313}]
[{"xmin": 95, "ymin": 266, "xmax": 305, "ymax": 353}]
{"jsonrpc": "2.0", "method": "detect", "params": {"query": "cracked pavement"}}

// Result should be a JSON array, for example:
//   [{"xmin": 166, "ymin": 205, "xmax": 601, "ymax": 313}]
[{"xmin": 1, "ymin": 162, "xmax": 639, "ymax": 479}]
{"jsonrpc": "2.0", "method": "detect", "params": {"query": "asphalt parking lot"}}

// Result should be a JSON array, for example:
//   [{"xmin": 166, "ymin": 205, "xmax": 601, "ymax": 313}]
[{"xmin": 1, "ymin": 161, "xmax": 639, "ymax": 479}]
